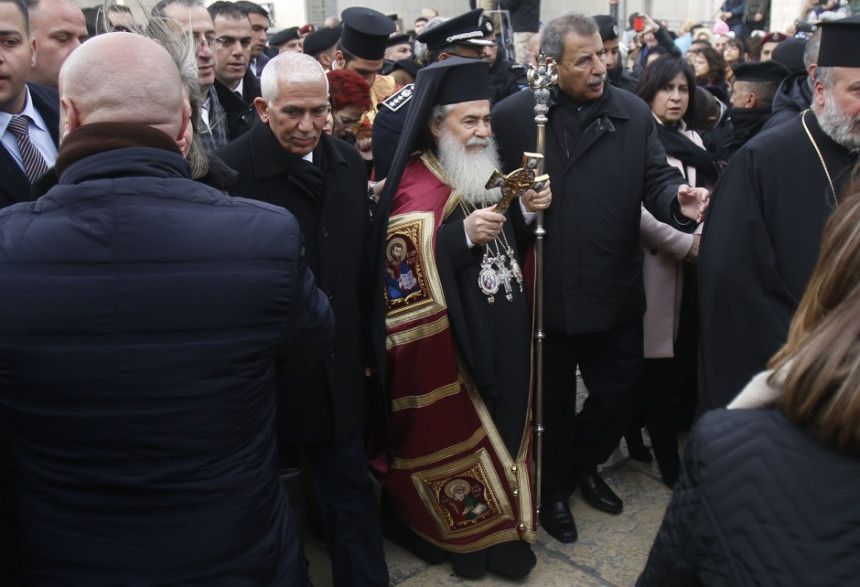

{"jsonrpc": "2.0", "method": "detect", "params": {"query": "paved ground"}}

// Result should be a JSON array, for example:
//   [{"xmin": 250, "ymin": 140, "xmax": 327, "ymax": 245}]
[{"xmin": 305, "ymin": 445, "xmax": 675, "ymax": 587}]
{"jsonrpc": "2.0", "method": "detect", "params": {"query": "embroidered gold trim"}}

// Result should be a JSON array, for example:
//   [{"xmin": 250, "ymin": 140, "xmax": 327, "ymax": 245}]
[
  {"xmin": 456, "ymin": 353, "xmax": 537, "ymax": 539},
  {"xmin": 420, "ymin": 151, "xmax": 462, "ymax": 221},
  {"xmin": 385, "ymin": 314, "xmax": 449, "ymax": 350},
  {"xmin": 412, "ymin": 449, "xmax": 514, "ymax": 540},
  {"xmin": 384, "ymin": 212, "xmax": 447, "ymax": 328},
  {"xmin": 391, "ymin": 379, "xmax": 462, "ymax": 412},
  {"xmin": 391, "ymin": 427, "xmax": 487, "ymax": 470}
]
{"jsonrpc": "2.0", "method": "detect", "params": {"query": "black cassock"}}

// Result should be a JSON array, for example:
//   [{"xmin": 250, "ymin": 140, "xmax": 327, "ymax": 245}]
[
  {"xmin": 697, "ymin": 111, "xmax": 858, "ymax": 411},
  {"xmin": 435, "ymin": 204, "xmax": 532, "ymax": 455}
]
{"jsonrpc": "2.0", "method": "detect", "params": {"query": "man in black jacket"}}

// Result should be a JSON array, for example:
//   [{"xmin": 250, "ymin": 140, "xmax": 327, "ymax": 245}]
[
  {"xmin": 0, "ymin": 31, "xmax": 332, "ymax": 586},
  {"xmin": 479, "ymin": 13, "xmax": 528, "ymax": 105},
  {"xmin": 492, "ymin": 12, "xmax": 707, "ymax": 544},
  {"xmin": 216, "ymin": 52, "xmax": 387, "ymax": 587}
]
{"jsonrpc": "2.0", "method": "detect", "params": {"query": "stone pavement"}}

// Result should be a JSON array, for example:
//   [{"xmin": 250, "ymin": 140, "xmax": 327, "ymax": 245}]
[{"xmin": 305, "ymin": 447, "xmax": 675, "ymax": 587}]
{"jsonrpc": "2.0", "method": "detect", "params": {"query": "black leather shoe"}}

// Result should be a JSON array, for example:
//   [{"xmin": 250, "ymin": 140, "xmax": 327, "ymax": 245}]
[
  {"xmin": 539, "ymin": 498, "xmax": 578, "ymax": 543},
  {"xmin": 575, "ymin": 470, "xmax": 623, "ymax": 515}
]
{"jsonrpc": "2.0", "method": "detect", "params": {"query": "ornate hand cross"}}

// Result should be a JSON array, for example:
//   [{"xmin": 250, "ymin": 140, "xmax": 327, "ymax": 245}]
[{"xmin": 485, "ymin": 153, "xmax": 549, "ymax": 215}]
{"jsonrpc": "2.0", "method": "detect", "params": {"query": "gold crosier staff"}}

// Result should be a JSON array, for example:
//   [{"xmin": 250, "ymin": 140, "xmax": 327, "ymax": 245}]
[{"xmin": 527, "ymin": 55, "xmax": 557, "ymax": 519}]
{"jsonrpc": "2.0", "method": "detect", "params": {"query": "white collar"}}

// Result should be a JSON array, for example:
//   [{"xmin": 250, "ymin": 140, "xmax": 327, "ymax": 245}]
[{"xmin": 727, "ymin": 367, "xmax": 786, "ymax": 410}]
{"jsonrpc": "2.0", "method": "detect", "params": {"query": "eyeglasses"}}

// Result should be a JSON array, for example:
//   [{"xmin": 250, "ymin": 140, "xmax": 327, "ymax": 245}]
[
  {"xmin": 214, "ymin": 36, "xmax": 252, "ymax": 49},
  {"xmin": 194, "ymin": 33, "xmax": 216, "ymax": 49}
]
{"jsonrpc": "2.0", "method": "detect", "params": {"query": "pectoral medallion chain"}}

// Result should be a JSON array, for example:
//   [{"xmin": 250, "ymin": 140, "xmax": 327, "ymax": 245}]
[{"xmin": 464, "ymin": 200, "xmax": 523, "ymax": 304}]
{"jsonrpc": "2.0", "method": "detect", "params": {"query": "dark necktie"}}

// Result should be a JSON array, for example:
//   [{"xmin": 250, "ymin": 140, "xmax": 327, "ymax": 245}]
[{"xmin": 7, "ymin": 115, "xmax": 49, "ymax": 184}]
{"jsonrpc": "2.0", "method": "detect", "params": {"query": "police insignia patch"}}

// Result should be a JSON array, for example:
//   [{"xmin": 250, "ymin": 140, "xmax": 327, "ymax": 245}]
[{"xmin": 381, "ymin": 83, "xmax": 414, "ymax": 112}]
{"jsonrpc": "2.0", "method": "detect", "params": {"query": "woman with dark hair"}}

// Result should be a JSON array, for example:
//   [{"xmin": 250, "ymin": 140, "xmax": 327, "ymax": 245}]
[
  {"xmin": 690, "ymin": 45, "xmax": 729, "ymax": 90},
  {"xmin": 722, "ymin": 37, "xmax": 746, "ymax": 83},
  {"xmin": 638, "ymin": 173, "xmax": 860, "ymax": 586},
  {"xmin": 624, "ymin": 55, "xmax": 720, "ymax": 486}
]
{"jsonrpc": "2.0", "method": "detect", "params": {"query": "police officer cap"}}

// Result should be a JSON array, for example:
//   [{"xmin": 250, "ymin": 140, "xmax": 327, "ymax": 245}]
[
  {"xmin": 302, "ymin": 26, "xmax": 341, "ymax": 56},
  {"xmin": 387, "ymin": 33, "xmax": 412, "ymax": 48},
  {"xmin": 732, "ymin": 61, "xmax": 790, "ymax": 84},
  {"xmin": 417, "ymin": 9, "xmax": 494, "ymax": 51},
  {"xmin": 593, "ymin": 15, "xmax": 619, "ymax": 42},
  {"xmin": 817, "ymin": 15, "xmax": 860, "ymax": 68},
  {"xmin": 478, "ymin": 13, "xmax": 495, "ymax": 37},
  {"xmin": 269, "ymin": 27, "xmax": 300, "ymax": 47},
  {"xmin": 340, "ymin": 7, "xmax": 397, "ymax": 60}
]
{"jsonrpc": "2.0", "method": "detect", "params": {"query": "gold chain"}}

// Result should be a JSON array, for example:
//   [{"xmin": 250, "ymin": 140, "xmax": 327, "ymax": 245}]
[
  {"xmin": 458, "ymin": 200, "xmax": 515, "ymax": 255},
  {"xmin": 801, "ymin": 109, "xmax": 838, "ymax": 208}
]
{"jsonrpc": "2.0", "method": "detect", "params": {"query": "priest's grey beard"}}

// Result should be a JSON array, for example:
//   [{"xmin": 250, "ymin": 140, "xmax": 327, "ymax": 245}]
[
  {"xmin": 818, "ymin": 90, "xmax": 860, "ymax": 152},
  {"xmin": 436, "ymin": 127, "xmax": 503, "ymax": 206}
]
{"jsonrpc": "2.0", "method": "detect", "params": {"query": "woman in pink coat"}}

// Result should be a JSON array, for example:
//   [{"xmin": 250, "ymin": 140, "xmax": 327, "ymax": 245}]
[{"xmin": 626, "ymin": 55, "xmax": 720, "ymax": 486}]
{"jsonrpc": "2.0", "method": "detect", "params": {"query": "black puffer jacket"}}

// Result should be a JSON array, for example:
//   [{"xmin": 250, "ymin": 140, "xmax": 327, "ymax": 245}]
[
  {"xmin": 761, "ymin": 71, "xmax": 813, "ymax": 132},
  {"xmin": 639, "ymin": 408, "xmax": 860, "ymax": 586}
]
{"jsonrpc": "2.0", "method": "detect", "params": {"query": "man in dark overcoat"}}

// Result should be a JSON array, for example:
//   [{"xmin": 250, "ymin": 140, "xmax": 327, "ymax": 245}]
[
  {"xmin": 0, "ymin": 31, "xmax": 333, "ymax": 585},
  {"xmin": 216, "ymin": 51, "xmax": 387, "ymax": 587},
  {"xmin": 491, "ymin": 12, "xmax": 708, "ymax": 544}
]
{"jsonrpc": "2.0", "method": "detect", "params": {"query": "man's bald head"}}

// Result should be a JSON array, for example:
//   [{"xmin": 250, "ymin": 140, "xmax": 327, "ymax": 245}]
[
  {"xmin": 58, "ymin": 32, "xmax": 187, "ymax": 140},
  {"xmin": 26, "ymin": 0, "xmax": 88, "ymax": 87}
]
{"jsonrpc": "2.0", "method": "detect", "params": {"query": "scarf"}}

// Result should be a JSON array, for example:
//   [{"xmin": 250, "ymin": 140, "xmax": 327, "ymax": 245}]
[
  {"xmin": 727, "ymin": 106, "xmax": 771, "ymax": 150},
  {"xmin": 199, "ymin": 87, "xmax": 229, "ymax": 153},
  {"xmin": 274, "ymin": 140, "xmax": 325, "ymax": 204},
  {"xmin": 55, "ymin": 122, "xmax": 182, "ymax": 177},
  {"xmin": 656, "ymin": 123, "xmax": 720, "ymax": 187}
]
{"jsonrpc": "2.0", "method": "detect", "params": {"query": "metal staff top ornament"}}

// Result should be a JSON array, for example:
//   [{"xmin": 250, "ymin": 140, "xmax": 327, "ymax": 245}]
[
  {"xmin": 527, "ymin": 56, "xmax": 558, "ymax": 123},
  {"xmin": 485, "ymin": 153, "xmax": 549, "ymax": 215}
]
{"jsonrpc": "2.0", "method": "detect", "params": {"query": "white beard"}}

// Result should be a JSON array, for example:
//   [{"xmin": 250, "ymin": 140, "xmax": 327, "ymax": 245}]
[
  {"xmin": 436, "ymin": 126, "xmax": 503, "ymax": 206},
  {"xmin": 818, "ymin": 91, "xmax": 860, "ymax": 152}
]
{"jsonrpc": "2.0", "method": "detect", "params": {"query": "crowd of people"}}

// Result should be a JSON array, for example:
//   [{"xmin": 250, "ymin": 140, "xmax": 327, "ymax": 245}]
[{"xmin": 0, "ymin": 0, "xmax": 857, "ymax": 584}]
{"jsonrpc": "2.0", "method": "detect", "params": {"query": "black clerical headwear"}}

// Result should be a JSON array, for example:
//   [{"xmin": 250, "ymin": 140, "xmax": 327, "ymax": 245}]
[
  {"xmin": 377, "ymin": 58, "xmax": 491, "ymax": 218},
  {"xmin": 340, "ymin": 7, "xmax": 396, "ymax": 60},
  {"xmin": 817, "ymin": 15, "xmax": 860, "ymax": 68}
]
